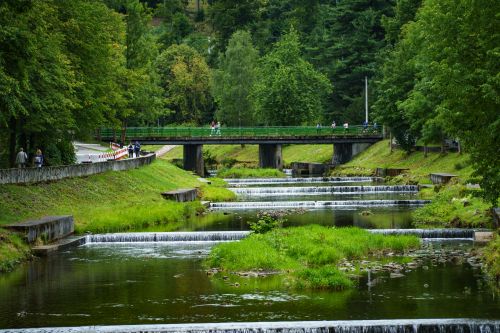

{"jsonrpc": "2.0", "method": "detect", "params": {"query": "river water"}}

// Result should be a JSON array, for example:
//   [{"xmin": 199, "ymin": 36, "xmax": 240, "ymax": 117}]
[{"xmin": 0, "ymin": 177, "xmax": 498, "ymax": 329}]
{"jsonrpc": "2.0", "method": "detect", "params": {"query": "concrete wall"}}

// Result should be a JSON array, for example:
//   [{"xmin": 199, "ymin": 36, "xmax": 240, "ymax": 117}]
[
  {"xmin": 6, "ymin": 216, "xmax": 74, "ymax": 243},
  {"xmin": 332, "ymin": 142, "xmax": 372, "ymax": 165},
  {"xmin": 0, "ymin": 154, "xmax": 156, "ymax": 185}
]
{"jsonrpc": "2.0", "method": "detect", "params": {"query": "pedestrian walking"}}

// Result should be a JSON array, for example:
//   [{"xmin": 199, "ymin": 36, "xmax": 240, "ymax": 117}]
[
  {"xmin": 215, "ymin": 121, "xmax": 221, "ymax": 136},
  {"xmin": 134, "ymin": 141, "xmax": 141, "ymax": 158},
  {"xmin": 343, "ymin": 122, "xmax": 349, "ymax": 132},
  {"xmin": 316, "ymin": 123, "xmax": 321, "ymax": 134},
  {"xmin": 15, "ymin": 148, "xmax": 28, "ymax": 168},
  {"xmin": 34, "ymin": 149, "xmax": 44, "ymax": 168},
  {"xmin": 128, "ymin": 142, "xmax": 134, "ymax": 158},
  {"xmin": 210, "ymin": 121, "xmax": 216, "ymax": 136}
]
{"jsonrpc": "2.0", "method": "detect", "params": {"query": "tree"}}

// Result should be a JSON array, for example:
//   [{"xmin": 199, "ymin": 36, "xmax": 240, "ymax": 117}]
[
  {"xmin": 0, "ymin": 0, "xmax": 77, "ymax": 166},
  {"xmin": 409, "ymin": 0, "xmax": 500, "ymax": 205},
  {"xmin": 252, "ymin": 28, "xmax": 332, "ymax": 125},
  {"xmin": 306, "ymin": 0, "xmax": 394, "ymax": 123},
  {"xmin": 212, "ymin": 31, "xmax": 258, "ymax": 126},
  {"xmin": 157, "ymin": 44, "xmax": 212, "ymax": 124}
]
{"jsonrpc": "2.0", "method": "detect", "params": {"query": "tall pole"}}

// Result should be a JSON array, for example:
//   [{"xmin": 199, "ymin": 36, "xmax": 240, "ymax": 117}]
[{"xmin": 365, "ymin": 76, "xmax": 369, "ymax": 123}]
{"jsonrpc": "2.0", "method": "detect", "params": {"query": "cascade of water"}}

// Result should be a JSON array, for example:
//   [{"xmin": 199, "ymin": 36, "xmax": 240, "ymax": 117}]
[
  {"xmin": 224, "ymin": 177, "xmax": 381, "ymax": 185},
  {"xmin": 368, "ymin": 228, "xmax": 475, "ymax": 239},
  {"xmin": 229, "ymin": 185, "xmax": 419, "ymax": 196},
  {"xmin": 86, "ymin": 231, "xmax": 251, "ymax": 243},
  {"xmin": 210, "ymin": 200, "xmax": 430, "ymax": 209},
  {"xmin": 5, "ymin": 319, "xmax": 499, "ymax": 333}
]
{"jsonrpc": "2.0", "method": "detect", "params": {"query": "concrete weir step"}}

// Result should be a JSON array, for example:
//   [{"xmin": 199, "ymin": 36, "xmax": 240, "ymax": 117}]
[
  {"xmin": 32, "ymin": 236, "xmax": 86, "ymax": 256},
  {"xmin": 1, "ymin": 319, "xmax": 499, "ymax": 333}
]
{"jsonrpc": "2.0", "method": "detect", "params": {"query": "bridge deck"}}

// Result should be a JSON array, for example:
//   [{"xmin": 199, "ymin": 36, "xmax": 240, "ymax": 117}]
[{"xmin": 100, "ymin": 126, "xmax": 383, "ymax": 144}]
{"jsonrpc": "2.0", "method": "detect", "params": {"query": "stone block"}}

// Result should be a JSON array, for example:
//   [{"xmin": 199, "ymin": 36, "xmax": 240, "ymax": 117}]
[
  {"xmin": 6, "ymin": 215, "xmax": 74, "ymax": 243},
  {"xmin": 161, "ymin": 188, "xmax": 198, "ymax": 202}
]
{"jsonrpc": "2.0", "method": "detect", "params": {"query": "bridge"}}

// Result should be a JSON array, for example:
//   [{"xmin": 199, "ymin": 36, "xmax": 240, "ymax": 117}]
[{"xmin": 99, "ymin": 126, "xmax": 383, "ymax": 176}]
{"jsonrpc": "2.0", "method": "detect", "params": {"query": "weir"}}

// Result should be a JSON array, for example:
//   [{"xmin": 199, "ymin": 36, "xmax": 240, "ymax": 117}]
[
  {"xmin": 224, "ymin": 176, "xmax": 380, "ymax": 185},
  {"xmin": 85, "ymin": 231, "xmax": 251, "ymax": 243},
  {"xmin": 210, "ymin": 200, "xmax": 430, "ymax": 209},
  {"xmin": 229, "ymin": 185, "xmax": 419, "ymax": 196},
  {"xmin": 4, "ymin": 319, "xmax": 499, "ymax": 333},
  {"xmin": 368, "ymin": 228, "xmax": 475, "ymax": 239}
]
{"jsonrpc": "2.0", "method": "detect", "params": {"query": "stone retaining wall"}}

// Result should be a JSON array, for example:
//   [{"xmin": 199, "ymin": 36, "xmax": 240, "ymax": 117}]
[{"xmin": 0, "ymin": 154, "xmax": 156, "ymax": 184}]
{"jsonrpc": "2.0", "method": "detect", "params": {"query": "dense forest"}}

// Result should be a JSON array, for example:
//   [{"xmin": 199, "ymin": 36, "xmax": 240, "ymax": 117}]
[{"xmin": 0, "ymin": 0, "xmax": 498, "ymax": 204}]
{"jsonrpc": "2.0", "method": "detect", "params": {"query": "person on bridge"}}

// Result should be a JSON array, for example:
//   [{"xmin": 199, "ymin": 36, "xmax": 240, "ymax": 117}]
[
  {"xmin": 316, "ymin": 123, "xmax": 321, "ymax": 134},
  {"xmin": 34, "ymin": 149, "xmax": 44, "ymax": 168},
  {"xmin": 215, "ymin": 121, "xmax": 221, "ymax": 136},
  {"xmin": 343, "ymin": 122, "xmax": 349, "ymax": 132},
  {"xmin": 134, "ymin": 141, "xmax": 141, "ymax": 158},
  {"xmin": 331, "ymin": 121, "xmax": 336, "ymax": 132},
  {"xmin": 15, "ymin": 148, "xmax": 28, "ymax": 168},
  {"xmin": 128, "ymin": 142, "xmax": 134, "ymax": 158},
  {"xmin": 210, "ymin": 121, "xmax": 216, "ymax": 136}
]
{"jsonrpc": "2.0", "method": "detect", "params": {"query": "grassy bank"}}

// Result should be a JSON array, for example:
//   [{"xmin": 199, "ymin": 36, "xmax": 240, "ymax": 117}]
[
  {"xmin": 0, "ymin": 229, "xmax": 31, "ymax": 273},
  {"xmin": 332, "ymin": 140, "xmax": 474, "ymax": 183},
  {"xmin": 163, "ymin": 144, "xmax": 333, "ymax": 168},
  {"xmin": 482, "ymin": 235, "xmax": 500, "ymax": 291},
  {"xmin": 0, "ymin": 159, "xmax": 234, "ymax": 234},
  {"xmin": 329, "ymin": 140, "xmax": 495, "ymax": 228},
  {"xmin": 205, "ymin": 226, "xmax": 420, "ymax": 290},
  {"xmin": 217, "ymin": 167, "xmax": 285, "ymax": 179}
]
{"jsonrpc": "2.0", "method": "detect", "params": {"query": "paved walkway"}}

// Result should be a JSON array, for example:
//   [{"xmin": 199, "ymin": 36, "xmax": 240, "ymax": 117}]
[{"xmin": 155, "ymin": 145, "xmax": 177, "ymax": 158}]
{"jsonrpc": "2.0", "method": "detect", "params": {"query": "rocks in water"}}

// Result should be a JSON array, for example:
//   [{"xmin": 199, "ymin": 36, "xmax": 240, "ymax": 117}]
[{"xmin": 390, "ymin": 272, "xmax": 405, "ymax": 279}]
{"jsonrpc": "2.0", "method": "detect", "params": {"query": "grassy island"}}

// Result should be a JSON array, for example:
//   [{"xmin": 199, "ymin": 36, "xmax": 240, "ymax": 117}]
[
  {"xmin": 205, "ymin": 226, "xmax": 420, "ymax": 290},
  {"xmin": 217, "ymin": 167, "xmax": 285, "ymax": 179}
]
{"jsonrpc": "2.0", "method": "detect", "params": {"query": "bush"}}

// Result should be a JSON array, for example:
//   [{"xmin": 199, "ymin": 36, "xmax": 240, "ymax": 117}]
[{"xmin": 248, "ymin": 212, "xmax": 284, "ymax": 234}]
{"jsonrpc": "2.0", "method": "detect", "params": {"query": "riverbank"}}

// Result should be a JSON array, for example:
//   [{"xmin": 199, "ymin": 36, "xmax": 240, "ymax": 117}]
[
  {"xmin": 0, "ymin": 159, "xmax": 235, "ymax": 271},
  {"xmin": 331, "ymin": 140, "xmax": 495, "ymax": 229}
]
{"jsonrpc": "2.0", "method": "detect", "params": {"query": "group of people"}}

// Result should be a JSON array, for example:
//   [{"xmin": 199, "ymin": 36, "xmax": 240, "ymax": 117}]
[
  {"xmin": 15, "ymin": 148, "xmax": 44, "ymax": 168},
  {"xmin": 210, "ymin": 121, "xmax": 221, "ymax": 136},
  {"xmin": 127, "ymin": 141, "xmax": 141, "ymax": 158}
]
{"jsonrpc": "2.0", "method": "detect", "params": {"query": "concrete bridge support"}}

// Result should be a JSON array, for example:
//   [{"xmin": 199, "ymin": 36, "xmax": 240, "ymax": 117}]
[
  {"xmin": 332, "ymin": 142, "xmax": 372, "ymax": 165},
  {"xmin": 183, "ymin": 144, "xmax": 204, "ymax": 176},
  {"xmin": 259, "ymin": 144, "xmax": 283, "ymax": 170}
]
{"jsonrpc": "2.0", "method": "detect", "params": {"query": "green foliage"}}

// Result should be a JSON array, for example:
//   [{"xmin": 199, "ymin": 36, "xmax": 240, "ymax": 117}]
[
  {"xmin": 248, "ymin": 212, "xmax": 284, "ymax": 234},
  {"xmin": 205, "ymin": 226, "xmax": 420, "ymax": 290},
  {"xmin": 212, "ymin": 30, "xmax": 258, "ymax": 126},
  {"xmin": 252, "ymin": 28, "xmax": 332, "ymax": 125},
  {"xmin": 0, "ymin": 229, "xmax": 31, "ymax": 273},
  {"xmin": 413, "ymin": 184, "xmax": 492, "ymax": 229},
  {"xmin": 482, "ymin": 235, "xmax": 500, "ymax": 290},
  {"xmin": 375, "ymin": 0, "xmax": 500, "ymax": 205},
  {"xmin": 157, "ymin": 44, "xmax": 212, "ymax": 124},
  {"xmin": 198, "ymin": 184, "xmax": 236, "ymax": 202}
]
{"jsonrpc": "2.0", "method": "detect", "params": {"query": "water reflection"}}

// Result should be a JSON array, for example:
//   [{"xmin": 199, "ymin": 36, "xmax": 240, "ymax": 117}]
[{"xmin": 0, "ymin": 242, "xmax": 498, "ymax": 328}]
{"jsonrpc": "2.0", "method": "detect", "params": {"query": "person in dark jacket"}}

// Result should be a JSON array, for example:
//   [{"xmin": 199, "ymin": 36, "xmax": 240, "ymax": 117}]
[
  {"xmin": 128, "ymin": 142, "xmax": 134, "ymax": 158},
  {"xmin": 134, "ymin": 141, "xmax": 141, "ymax": 158}
]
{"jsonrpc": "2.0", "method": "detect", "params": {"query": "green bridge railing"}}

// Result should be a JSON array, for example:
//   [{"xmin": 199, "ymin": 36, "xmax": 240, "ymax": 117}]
[{"xmin": 100, "ymin": 125, "xmax": 381, "ymax": 140}]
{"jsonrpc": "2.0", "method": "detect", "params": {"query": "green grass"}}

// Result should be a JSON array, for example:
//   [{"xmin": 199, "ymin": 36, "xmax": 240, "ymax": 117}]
[
  {"xmin": 0, "ymin": 159, "xmax": 234, "ymax": 233},
  {"xmin": 205, "ymin": 225, "xmax": 420, "ymax": 290},
  {"xmin": 413, "ymin": 183, "xmax": 492, "ymax": 228},
  {"xmin": 217, "ymin": 167, "xmax": 285, "ymax": 179},
  {"xmin": 162, "ymin": 144, "xmax": 333, "ymax": 168},
  {"xmin": 0, "ymin": 229, "xmax": 31, "ymax": 273},
  {"xmin": 482, "ymin": 234, "xmax": 500, "ymax": 290},
  {"xmin": 333, "ymin": 140, "xmax": 474, "ymax": 183}
]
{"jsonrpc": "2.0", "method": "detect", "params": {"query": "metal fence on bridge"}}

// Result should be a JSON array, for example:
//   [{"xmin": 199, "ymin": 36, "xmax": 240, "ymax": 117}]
[{"xmin": 100, "ymin": 126, "xmax": 381, "ymax": 140}]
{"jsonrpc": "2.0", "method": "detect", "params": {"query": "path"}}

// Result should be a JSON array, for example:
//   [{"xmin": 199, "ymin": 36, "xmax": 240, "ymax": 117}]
[{"xmin": 155, "ymin": 145, "xmax": 177, "ymax": 158}]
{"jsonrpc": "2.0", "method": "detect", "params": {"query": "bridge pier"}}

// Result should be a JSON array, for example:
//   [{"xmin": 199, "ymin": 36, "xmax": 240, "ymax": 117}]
[
  {"xmin": 183, "ymin": 144, "xmax": 204, "ymax": 176},
  {"xmin": 332, "ymin": 142, "xmax": 372, "ymax": 165},
  {"xmin": 259, "ymin": 144, "xmax": 283, "ymax": 170}
]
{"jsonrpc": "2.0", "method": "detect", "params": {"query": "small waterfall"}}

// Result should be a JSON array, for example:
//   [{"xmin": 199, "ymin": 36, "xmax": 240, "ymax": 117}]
[
  {"xmin": 230, "ymin": 185, "xmax": 419, "ymax": 196},
  {"xmin": 86, "ymin": 231, "xmax": 251, "ymax": 243},
  {"xmin": 224, "ymin": 176, "xmax": 381, "ymax": 185},
  {"xmin": 6, "ymin": 319, "xmax": 499, "ymax": 333},
  {"xmin": 369, "ymin": 228, "xmax": 475, "ymax": 239},
  {"xmin": 210, "ymin": 200, "xmax": 430, "ymax": 209}
]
